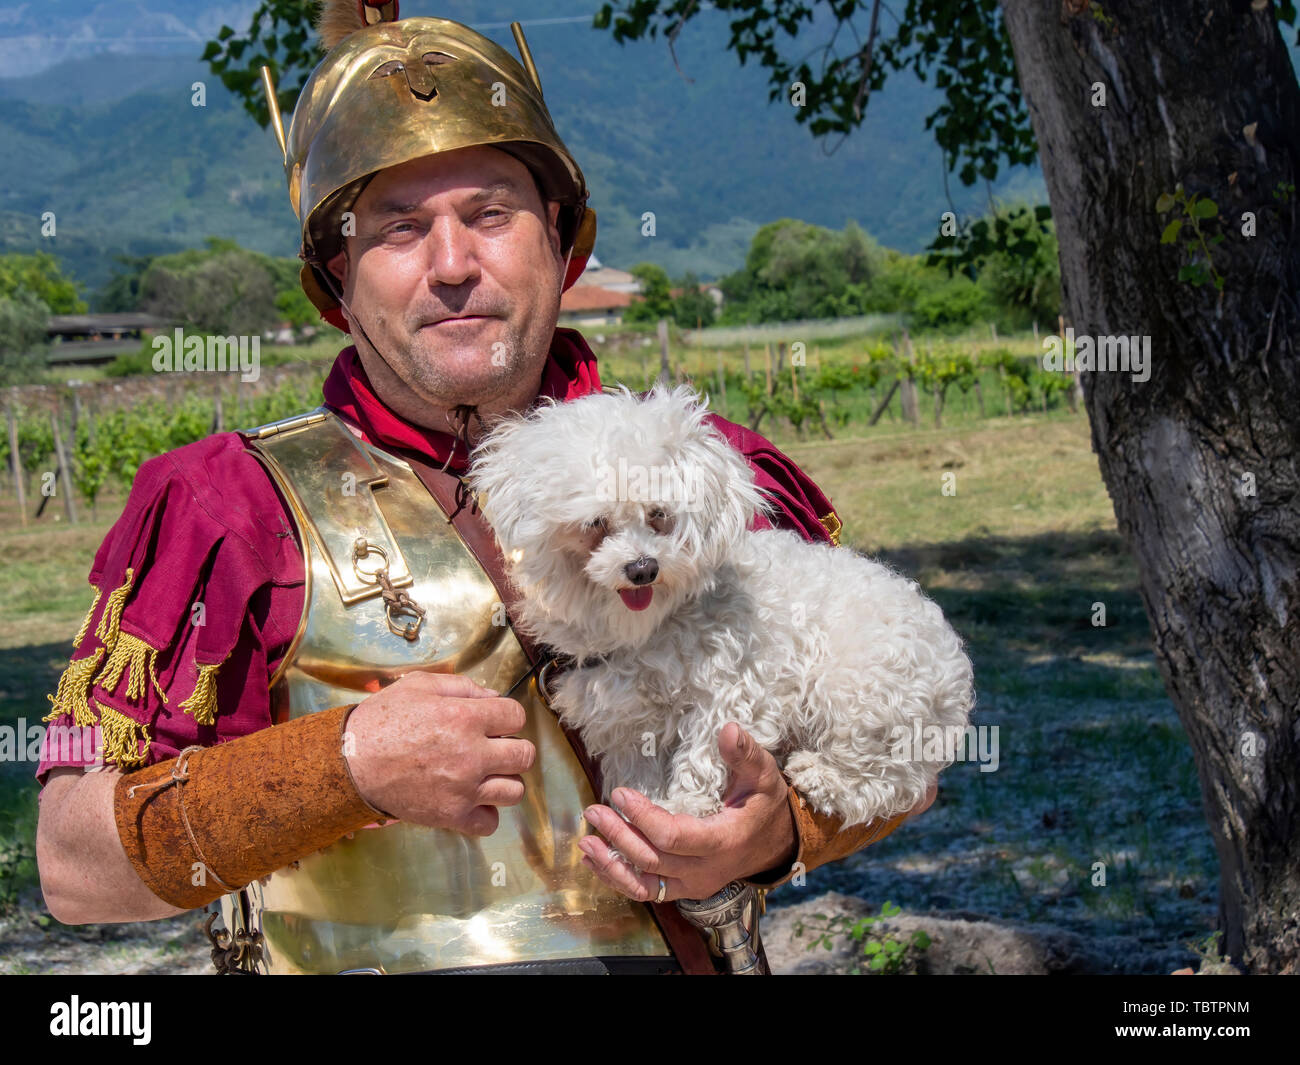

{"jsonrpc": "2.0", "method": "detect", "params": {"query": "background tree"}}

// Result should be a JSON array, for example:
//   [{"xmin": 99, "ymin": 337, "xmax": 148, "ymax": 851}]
[
  {"xmin": 96, "ymin": 254, "xmax": 156, "ymax": 313},
  {"xmin": 0, "ymin": 287, "xmax": 50, "ymax": 388},
  {"xmin": 972, "ymin": 203, "xmax": 1061, "ymax": 330},
  {"xmin": 719, "ymin": 217, "xmax": 880, "ymax": 321},
  {"xmin": 0, "ymin": 252, "xmax": 85, "ymax": 315},
  {"xmin": 0, "ymin": 251, "xmax": 83, "ymax": 387},
  {"xmin": 623, "ymin": 262, "xmax": 676, "ymax": 323},
  {"xmin": 137, "ymin": 237, "xmax": 294, "ymax": 335},
  {"xmin": 672, "ymin": 271, "xmax": 717, "ymax": 328}
]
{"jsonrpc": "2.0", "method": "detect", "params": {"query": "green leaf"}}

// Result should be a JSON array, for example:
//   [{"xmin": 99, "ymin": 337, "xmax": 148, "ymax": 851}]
[
  {"xmin": 1155, "ymin": 192, "xmax": 1176, "ymax": 213},
  {"xmin": 1177, "ymin": 264, "xmax": 1199, "ymax": 283},
  {"xmin": 863, "ymin": 941, "xmax": 882, "ymax": 956},
  {"xmin": 1209, "ymin": 233, "xmax": 1225, "ymax": 245},
  {"xmin": 1160, "ymin": 220, "xmax": 1183, "ymax": 244},
  {"xmin": 1191, "ymin": 198, "xmax": 1219, "ymax": 219},
  {"xmin": 869, "ymin": 954, "xmax": 888, "ymax": 971}
]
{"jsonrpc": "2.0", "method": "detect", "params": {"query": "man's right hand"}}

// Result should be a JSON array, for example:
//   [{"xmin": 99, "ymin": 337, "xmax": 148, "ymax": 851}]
[{"xmin": 343, "ymin": 671, "xmax": 535, "ymax": 836}]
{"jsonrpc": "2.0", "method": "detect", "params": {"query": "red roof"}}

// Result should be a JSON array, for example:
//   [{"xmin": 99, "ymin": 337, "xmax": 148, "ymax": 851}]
[{"xmin": 560, "ymin": 285, "xmax": 633, "ymax": 312}]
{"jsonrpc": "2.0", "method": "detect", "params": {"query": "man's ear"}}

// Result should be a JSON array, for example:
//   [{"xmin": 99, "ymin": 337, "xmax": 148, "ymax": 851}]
[
  {"xmin": 546, "ymin": 201, "xmax": 563, "ymax": 262},
  {"xmin": 326, "ymin": 247, "xmax": 349, "ymax": 287}
]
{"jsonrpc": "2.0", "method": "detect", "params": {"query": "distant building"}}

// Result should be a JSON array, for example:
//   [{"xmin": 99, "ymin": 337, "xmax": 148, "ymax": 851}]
[
  {"xmin": 44, "ymin": 312, "xmax": 174, "ymax": 366},
  {"xmin": 558, "ymin": 284, "xmax": 632, "ymax": 327},
  {"xmin": 558, "ymin": 255, "xmax": 722, "ymax": 325},
  {"xmin": 572, "ymin": 254, "xmax": 642, "ymax": 294}
]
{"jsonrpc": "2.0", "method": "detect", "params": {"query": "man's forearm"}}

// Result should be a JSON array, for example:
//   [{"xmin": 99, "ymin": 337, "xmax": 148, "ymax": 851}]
[
  {"xmin": 37, "ymin": 767, "xmax": 189, "ymax": 925},
  {"xmin": 38, "ymin": 704, "xmax": 387, "ymax": 922}
]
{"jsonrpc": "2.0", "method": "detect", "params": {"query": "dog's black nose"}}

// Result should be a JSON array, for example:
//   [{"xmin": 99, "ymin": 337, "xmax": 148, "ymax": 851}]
[{"xmin": 624, "ymin": 556, "xmax": 659, "ymax": 585}]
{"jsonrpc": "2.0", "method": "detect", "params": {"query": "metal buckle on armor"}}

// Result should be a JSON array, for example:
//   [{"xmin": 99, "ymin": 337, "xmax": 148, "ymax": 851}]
[{"xmin": 352, "ymin": 536, "xmax": 427, "ymax": 641}]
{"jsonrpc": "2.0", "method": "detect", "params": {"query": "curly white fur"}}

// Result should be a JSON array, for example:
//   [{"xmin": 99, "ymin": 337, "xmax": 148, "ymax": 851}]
[{"xmin": 467, "ymin": 385, "xmax": 975, "ymax": 826}]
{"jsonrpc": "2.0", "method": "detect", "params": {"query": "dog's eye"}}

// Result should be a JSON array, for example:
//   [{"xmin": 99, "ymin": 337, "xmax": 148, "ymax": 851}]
[
  {"xmin": 582, "ymin": 516, "xmax": 609, "ymax": 533},
  {"xmin": 647, "ymin": 508, "xmax": 673, "ymax": 533}
]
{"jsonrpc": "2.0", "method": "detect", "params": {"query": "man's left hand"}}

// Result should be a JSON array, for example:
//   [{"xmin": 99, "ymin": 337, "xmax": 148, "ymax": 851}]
[{"xmin": 577, "ymin": 722, "xmax": 795, "ymax": 902}]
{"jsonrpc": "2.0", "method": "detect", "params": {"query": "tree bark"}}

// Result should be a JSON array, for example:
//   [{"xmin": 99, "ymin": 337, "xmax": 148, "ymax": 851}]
[{"xmin": 1001, "ymin": 0, "xmax": 1300, "ymax": 972}]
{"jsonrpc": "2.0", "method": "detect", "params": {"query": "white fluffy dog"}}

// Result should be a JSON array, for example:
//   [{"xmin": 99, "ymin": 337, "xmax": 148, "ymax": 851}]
[{"xmin": 467, "ymin": 385, "xmax": 974, "ymax": 827}]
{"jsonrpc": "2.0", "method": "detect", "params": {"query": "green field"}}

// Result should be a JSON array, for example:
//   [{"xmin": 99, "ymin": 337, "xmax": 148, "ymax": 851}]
[{"xmin": 0, "ymin": 329, "xmax": 1218, "ymax": 973}]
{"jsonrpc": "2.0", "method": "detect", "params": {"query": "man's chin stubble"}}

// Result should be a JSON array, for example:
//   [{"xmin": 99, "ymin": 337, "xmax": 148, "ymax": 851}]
[{"xmin": 402, "ymin": 323, "xmax": 543, "ymax": 411}]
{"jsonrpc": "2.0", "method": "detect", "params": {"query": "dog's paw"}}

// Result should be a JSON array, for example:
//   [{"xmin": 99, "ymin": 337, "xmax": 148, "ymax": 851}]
[{"xmin": 783, "ymin": 750, "xmax": 869, "ymax": 824}]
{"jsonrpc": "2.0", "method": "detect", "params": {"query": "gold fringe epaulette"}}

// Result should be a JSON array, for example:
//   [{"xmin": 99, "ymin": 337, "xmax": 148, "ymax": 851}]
[
  {"xmin": 43, "ymin": 646, "xmax": 105, "ymax": 728},
  {"xmin": 95, "ymin": 567, "xmax": 135, "ymax": 649},
  {"xmin": 179, "ymin": 658, "xmax": 226, "ymax": 727},
  {"xmin": 72, "ymin": 585, "xmax": 103, "ymax": 649},
  {"xmin": 820, "ymin": 510, "xmax": 843, "ymax": 547},
  {"xmin": 98, "ymin": 631, "xmax": 169, "ymax": 704},
  {"xmin": 96, "ymin": 700, "xmax": 152, "ymax": 770},
  {"xmin": 44, "ymin": 568, "xmax": 172, "ymax": 771}
]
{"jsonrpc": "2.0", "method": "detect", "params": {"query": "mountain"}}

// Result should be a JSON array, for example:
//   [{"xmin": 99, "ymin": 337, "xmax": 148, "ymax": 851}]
[{"xmin": 0, "ymin": 1, "xmax": 1046, "ymax": 301}]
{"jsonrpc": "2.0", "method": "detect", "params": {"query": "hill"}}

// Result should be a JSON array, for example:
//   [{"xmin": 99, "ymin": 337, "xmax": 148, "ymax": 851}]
[{"xmin": 0, "ymin": 1, "xmax": 1045, "ymax": 300}]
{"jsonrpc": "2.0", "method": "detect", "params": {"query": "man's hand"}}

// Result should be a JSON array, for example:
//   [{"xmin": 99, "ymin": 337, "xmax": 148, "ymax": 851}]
[
  {"xmin": 580, "ymin": 725, "xmax": 943, "ymax": 902},
  {"xmin": 577, "ymin": 722, "xmax": 795, "ymax": 902},
  {"xmin": 345, "ymin": 671, "xmax": 536, "ymax": 836}
]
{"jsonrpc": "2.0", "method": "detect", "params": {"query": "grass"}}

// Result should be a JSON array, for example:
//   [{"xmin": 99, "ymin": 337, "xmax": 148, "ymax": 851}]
[{"xmin": 1, "ymin": 332, "xmax": 1219, "ymax": 970}]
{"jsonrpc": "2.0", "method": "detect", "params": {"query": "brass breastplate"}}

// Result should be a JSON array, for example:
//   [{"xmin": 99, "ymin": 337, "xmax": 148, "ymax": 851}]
[{"xmin": 220, "ymin": 409, "xmax": 668, "ymax": 973}]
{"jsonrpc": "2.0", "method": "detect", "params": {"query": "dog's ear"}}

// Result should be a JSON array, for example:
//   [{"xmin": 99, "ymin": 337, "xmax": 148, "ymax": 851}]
[
  {"xmin": 465, "ymin": 411, "xmax": 547, "ymax": 554},
  {"xmin": 663, "ymin": 391, "xmax": 771, "ymax": 567}
]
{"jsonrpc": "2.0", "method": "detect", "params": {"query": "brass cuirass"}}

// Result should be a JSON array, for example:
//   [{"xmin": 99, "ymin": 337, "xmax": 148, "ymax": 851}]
[{"xmin": 218, "ymin": 409, "xmax": 669, "ymax": 973}]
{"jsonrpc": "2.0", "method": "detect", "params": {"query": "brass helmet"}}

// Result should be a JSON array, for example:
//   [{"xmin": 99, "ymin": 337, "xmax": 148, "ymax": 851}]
[{"xmin": 275, "ymin": 2, "xmax": 596, "ymax": 330}]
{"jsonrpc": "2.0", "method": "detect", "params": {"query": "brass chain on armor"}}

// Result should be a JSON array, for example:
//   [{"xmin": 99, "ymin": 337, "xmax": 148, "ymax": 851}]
[{"xmin": 351, "ymin": 537, "xmax": 426, "ymax": 641}]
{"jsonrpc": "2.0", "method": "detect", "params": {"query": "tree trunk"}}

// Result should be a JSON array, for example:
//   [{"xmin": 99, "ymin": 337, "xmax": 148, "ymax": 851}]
[{"xmin": 1001, "ymin": 0, "xmax": 1300, "ymax": 973}]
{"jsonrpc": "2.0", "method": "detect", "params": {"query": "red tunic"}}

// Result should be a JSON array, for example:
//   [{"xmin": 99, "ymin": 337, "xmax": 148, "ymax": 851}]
[{"xmin": 36, "ymin": 328, "xmax": 838, "ymax": 788}]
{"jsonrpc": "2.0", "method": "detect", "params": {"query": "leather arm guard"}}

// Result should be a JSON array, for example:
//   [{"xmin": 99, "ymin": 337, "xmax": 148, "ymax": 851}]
[
  {"xmin": 742, "ymin": 784, "xmax": 912, "ymax": 891},
  {"xmin": 113, "ymin": 704, "xmax": 394, "ymax": 910}
]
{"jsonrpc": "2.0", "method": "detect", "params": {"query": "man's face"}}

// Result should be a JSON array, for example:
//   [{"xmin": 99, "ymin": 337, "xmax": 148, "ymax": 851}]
[{"xmin": 326, "ymin": 145, "xmax": 566, "ymax": 413}]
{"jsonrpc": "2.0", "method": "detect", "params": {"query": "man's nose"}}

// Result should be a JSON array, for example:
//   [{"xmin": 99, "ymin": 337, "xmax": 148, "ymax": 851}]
[
  {"xmin": 422, "ymin": 216, "xmax": 479, "ymax": 286},
  {"xmin": 624, "ymin": 556, "xmax": 659, "ymax": 585}
]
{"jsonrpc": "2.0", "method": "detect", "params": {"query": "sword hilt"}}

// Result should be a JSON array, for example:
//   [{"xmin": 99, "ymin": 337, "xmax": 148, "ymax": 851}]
[{"xmin": 675, "ymin": 880, "xmax": 769, "ymax": 975}]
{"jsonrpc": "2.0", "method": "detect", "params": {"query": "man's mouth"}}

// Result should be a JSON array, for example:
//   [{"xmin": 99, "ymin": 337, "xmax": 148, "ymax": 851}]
[
  {"xmin": 618, "ymin": 587, "xmax": 654, "ymax": 611},
  {"xmin": 427, "ymin": 315, "xmax": 491, "ymax": 327}
]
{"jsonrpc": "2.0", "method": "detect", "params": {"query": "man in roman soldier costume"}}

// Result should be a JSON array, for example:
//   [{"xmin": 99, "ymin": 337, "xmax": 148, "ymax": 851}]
[{"xmin": 34, "ymin": 1, "xmax": 934, "ymax": 974}]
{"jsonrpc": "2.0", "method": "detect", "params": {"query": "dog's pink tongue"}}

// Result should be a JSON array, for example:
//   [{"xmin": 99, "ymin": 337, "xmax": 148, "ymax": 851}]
[{"xmin": 619, "ymin": 587, "xmax": 654, "ymax": 611}]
